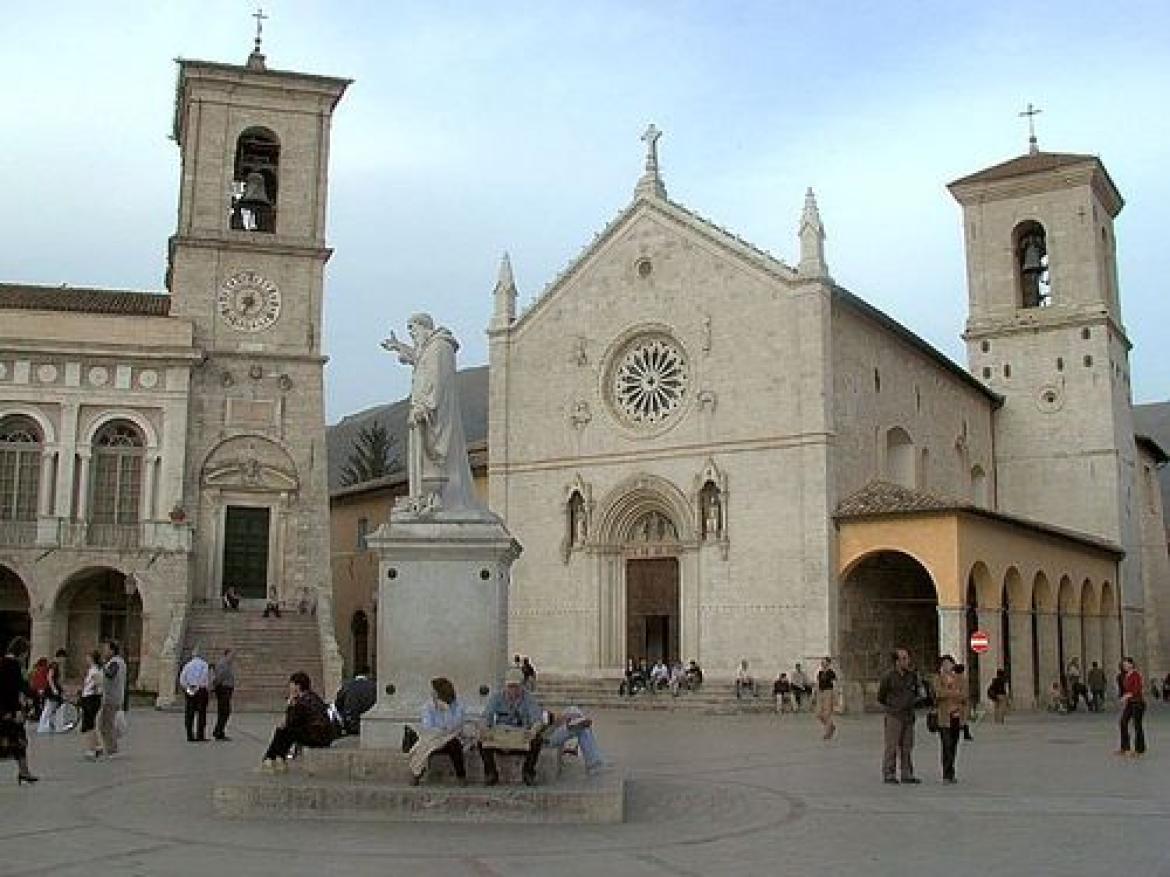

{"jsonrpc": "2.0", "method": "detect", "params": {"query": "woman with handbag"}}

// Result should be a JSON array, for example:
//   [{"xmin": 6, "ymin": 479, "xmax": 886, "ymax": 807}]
[{"xmin": 933, "ymin": 654, "xmax": 968, "ymax": 785}]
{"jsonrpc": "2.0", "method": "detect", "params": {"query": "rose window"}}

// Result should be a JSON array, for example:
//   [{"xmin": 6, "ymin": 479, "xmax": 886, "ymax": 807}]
[{"xmin": 611, "ymin": 335, "xmax": 689, "ymax": 426}]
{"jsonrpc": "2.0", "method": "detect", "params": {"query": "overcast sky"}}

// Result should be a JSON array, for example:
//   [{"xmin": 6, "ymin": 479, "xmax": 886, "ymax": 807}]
[{"xmin": 1, "ymin": 2, "xmax": 1167, "ymax": 422}]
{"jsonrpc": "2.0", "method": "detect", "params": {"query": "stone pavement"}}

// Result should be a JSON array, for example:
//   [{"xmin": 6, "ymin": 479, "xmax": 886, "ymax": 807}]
[{"xmin": 2, "ymin": 704, "xmax": 1168, "ymax": 876}]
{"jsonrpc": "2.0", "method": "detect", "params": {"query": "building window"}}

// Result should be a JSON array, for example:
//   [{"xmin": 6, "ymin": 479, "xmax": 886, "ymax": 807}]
[
  {"xmin": 608, "ymin": 333, "xmax": 689, "ymax": 428},
  {"xmin": 356, "ymin": 516, "xmax": 370, "ymax": 550},
  {"xmin": 0, "ymin": 415, "xmax": 41, "ymax": 523},
  {"xmin": 230, "ymin": 127, "xmax": 280, "ymax": 233},
  {"xmin": 884, "ymin": 427, "xmax": 915, "ymax": 488},
  {"xmin": 90, "ymin": 420, "xmax": 144, "ymax": 544},
  {"xmin": 1013, "ymin": 220, "xmax": 1050, "ymax": 308}
]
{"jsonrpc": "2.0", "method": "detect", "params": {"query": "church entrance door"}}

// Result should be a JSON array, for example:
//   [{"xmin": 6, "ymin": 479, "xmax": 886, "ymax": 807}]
[
  {"xmin": 223, "ymin": 506, "xmax": 271, "ymax": 599},
  {"xmin": 626, "ymin": 558, "xmax": 679, "ymax": 665}
]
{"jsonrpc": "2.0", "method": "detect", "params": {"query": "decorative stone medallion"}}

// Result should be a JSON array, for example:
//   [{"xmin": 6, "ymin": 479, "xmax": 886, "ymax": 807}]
[
  {"xmin": 607, "ymin": 333, "xmax": 689, "ymax": 427},
  {"xmin": 1036, "ymin": 384, "xmax": 1064, "ymax": 413},
  {"xmin": 88, "ymin": 365, "xmax": 109, "ymax": 386},
  {"xmin": 217, "ymin": 269, "xmax": 282, "ymax": 333},
  {"xmin": 36, "ymin": 363, "xmax": 57, "ymax": 383},
  {"xmin": 138, "ymin": 369, "xmax": 159, "ymax": 389}
]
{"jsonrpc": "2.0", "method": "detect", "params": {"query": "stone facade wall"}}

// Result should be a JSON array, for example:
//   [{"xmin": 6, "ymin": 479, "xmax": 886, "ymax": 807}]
[
  {"xmin": 829, "ymin": 302, "xmax": 997, "ymax": 504},
  {"xmin": 491, "ymin": 202, "xmax": 836, "ymax": 678}
]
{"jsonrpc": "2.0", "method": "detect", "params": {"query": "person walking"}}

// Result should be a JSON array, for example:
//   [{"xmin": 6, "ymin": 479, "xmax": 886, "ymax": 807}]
[
  {"xmin": 0, "ymin": 636, "xmax": 39, "ymax": 784},
  {"xmin": 179, "ymin": 648, "xmax": 211, "ymax": 742},
  {"xmin": 987, "ymin": 668, "xmax": 1009, "ymax": 724},
  {"xmin": 816, "ymin": 658, "xmax": 837, "ymax": 740},
  {"xmin": 934, "ymin": 655, "xmax": 969, "ymax": 784},
  {"xmin": 791, "ymin": 663, "xmax": 811, "ymax": 711},
  {"xmin": 1087, "ymin": 662, "xmax": 1107, "ymax": 713},
  {"xmin": 98, "ymin": 640, "xmax": 126, "ymax": 757},
  {"xmin": 1117, "ymin": 656, "xmax": 1147, "ymax": 758},
  {"xmin": 877, "ymin": 647, "xmax": 921, "ymax": 785},
  {"xmin": 80, "ymin": 650, "xmax": 104, "ymax": 760},
  {"xmin": 211, "ymin": 648, "xmax": 236, "ymax": 741},
  {"xmin": 1066, "ymin": 658, "xmax": 1085, "ymax": 711},
  {"xmin": 36, "ymin": 651, "xmax": 66, "ymax": 734}
]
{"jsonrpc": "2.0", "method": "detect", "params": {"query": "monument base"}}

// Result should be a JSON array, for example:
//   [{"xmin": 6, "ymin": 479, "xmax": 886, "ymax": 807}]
[{"xmin": 213, "ymin": 742, "xmax": 624, "ymax": 824}]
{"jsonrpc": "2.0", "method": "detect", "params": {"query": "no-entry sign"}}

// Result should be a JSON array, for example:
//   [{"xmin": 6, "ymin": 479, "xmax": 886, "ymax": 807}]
[{"xmin": 970, "ymin": 630, "xmax": 990, "ymax": 654}]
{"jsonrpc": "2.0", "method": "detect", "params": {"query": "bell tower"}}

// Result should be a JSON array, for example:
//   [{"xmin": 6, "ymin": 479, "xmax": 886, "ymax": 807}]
[
  {"xmin": 949, "ymin": 140, "xmax": 1143, "ymax": 657},
  {"xmin": 167, "ymin": 35, "xmax": 351, "ymax": 689}
]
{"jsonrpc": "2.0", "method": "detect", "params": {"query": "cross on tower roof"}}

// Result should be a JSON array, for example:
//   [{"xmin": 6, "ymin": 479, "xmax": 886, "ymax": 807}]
[
  {"xmin": 635, "ymin": 123, "xmax": 667, "ymax": 199},
  {"xmin": 1019, "ymin": 102, "xmax": 1042, "ymax": 155},
  {"xmin": 253, "ymin": 7, "xmax": 269, "ymax": 52}
]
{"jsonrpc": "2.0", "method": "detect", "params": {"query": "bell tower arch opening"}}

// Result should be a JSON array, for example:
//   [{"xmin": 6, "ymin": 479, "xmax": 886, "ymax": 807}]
[
  {"xmin": 1013, "ymin": 220, "xmax": 1050, "ymax": 308},
  {"xmin": 230, "ymin": 126, "xmax": 280, "ymax": 233}
]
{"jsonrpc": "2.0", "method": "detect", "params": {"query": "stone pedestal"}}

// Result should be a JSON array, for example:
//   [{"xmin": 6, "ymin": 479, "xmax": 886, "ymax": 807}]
[{"xmin": 361, "ymin": 506, "xmax": 521, "ymax": 749}]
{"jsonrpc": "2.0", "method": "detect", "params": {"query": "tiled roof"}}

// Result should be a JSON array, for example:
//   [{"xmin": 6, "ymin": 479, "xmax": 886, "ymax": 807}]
[
  {"xmin": 836, "ymin": 481, "xmax": 964, "ymax": 517},
  {"xmin": 948, "ymin": 151, "xmax": 1097, "ymax": 187},
  {"xmin": 836, "ymin": 480, "xmax": 1123, "ymax": 556},
  {"xmin": 0, "ymin": 283, "xmax": 171, "ymax": 316}
]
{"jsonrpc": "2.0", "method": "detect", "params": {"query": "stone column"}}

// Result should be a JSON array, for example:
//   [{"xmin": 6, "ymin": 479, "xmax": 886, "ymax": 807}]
[
  {"xmin": 75, "ymin": 450, "xmax": 92, "ymax": 521},
  {"xmin": 937, "ymin": 606, "xmax": 966, "ymax": 660},
  {"xmin": 976, "ymin": 607, "xmax": 1004, "ymax": 708},
  {"xmin": 38, "ymin": 450, "xmax": 56, "ymax": 516},
  {"xmin": 1061, "ymin": 611, "xmax": 1083, "ymax": 676},
  {"xmin": 141, "ymin": 453, "xmax": 158, "ymax": 521},
  {"xmin": 1036, "ymin": 610, "xmax": 1060, "ymax": 696},
  {"xmin": 28, "ymin": 605, "xmax": 54, "ymax": 668},
  {"xmin": 1008, "ymin": 609, "xmax": 1036, "ymax": 709},
  {"xmin": 1082, "ymin": 613, "xmax": 1103, "ymax": 673}
]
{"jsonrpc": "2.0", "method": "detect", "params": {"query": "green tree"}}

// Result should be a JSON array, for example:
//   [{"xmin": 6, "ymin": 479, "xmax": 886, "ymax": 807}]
[{"xmin": 339, "ymin": 421, "xmax": 398, "ymax": 486}]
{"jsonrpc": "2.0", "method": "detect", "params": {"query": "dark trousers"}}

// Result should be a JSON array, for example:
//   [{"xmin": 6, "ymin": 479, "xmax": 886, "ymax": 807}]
[
  {"xmin": 883, "ymin": 713, "xmax": 915, "ymax": 780},
  {"xmin": 1120, "ymin": 701, "xmax": 1147, "ymax": 753},
  {"xmin": 213, "ymin": 686, "xmax": 233, "ymax": 738},
  {"xmin": 265, "ymin": 725, "xmax": 320, "ymax": 761},
  {"xmin": 938, "ymin": 723, "xmax": 961, "ymax": 780},
  {"xmin": 479, "ymin": 738, "xmax": 542, "ymax": 780},
  {"xmin": 430, "ymin": 736, "xmax": 467, "ymax": 778},
  {"xmin": 184, "ymin": 689, "xmax": 208, "ymax": 740}
]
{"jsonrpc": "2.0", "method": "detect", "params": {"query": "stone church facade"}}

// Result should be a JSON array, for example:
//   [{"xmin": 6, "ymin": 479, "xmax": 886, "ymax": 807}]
[
  {"xmin": 0, "ymin": 44, "xmax": 348, "ymax": 701},
  {"xmin": 487, "ymin": 139, "xmax": 1170, "ymax": 707}
]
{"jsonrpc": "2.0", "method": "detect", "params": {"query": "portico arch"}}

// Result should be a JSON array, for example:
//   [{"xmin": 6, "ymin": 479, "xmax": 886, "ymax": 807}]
[
  {"xmin": 1033, "ymin": 572, "xmax": 1059, "ymax": 699},
  {"xmin": 1057, "ymin": 575, "xmax": 1078, "ymax": 687},
  {"xmin": 1099, "ymin": 582, "xmax": 1120, "ymax": 671},
  {"xmin": 1080, "ymin": 581, "xmax": 1102, "ymax": 673},
  {"xmin": 840, "ymin": 550, "xmax": 939, "ymax": 694},
  {"xmin": 0, "ymin": 563, "xmax": 31, "ymax": 653},
  {"xmin": 55, "ymin": 566, "xmax": 142, "ymax": 686},
  {"xmin": 1003, "ymin": 567, "xmax": 1034, "ymax": 708}
]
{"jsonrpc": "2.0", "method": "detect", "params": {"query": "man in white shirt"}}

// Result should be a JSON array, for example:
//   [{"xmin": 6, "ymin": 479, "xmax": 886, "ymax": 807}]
[
  {"xmin": 179, "ymin": 648, "xmax": 211, "ymax": 742},
  {"xmin": 650, "ymin": 660, "xmax": 670, "ymax": 691}
]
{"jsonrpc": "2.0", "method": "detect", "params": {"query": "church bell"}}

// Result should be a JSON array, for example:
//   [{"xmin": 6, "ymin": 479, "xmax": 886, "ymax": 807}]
[
  {"xmin": 1020, "ymin": 236, "xmax": 1045, "ymax": 275},
  {"xmin": 238, "ymin": 171, "xmax": 273, "ymax": 209}
]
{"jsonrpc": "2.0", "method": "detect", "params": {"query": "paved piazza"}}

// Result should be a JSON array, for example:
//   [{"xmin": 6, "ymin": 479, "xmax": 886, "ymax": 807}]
[{"xmin": 2, "ymin": 706, "xmax": 1167, "ymax": 876}]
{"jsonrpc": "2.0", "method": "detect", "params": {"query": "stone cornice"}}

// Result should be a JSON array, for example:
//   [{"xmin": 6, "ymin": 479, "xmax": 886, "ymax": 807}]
[
  {"xmin": 169, "ymin": 234, "xmax": 332, "ymax": 261},
  {"xmin": 964, "ymin": 307, "xmax": 1131, "ymax": 350}
]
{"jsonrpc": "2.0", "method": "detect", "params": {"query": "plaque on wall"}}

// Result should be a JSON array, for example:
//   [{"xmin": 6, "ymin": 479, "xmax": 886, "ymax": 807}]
[{"xmin": 225, "ymin": 398, "xmax": 276, "ymax": 430}]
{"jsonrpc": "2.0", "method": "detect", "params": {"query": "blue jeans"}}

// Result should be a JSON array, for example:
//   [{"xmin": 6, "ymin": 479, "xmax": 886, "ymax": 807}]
[{"xmin": 545, "ymin": 725, "xmax": 603, "ymax": 769}]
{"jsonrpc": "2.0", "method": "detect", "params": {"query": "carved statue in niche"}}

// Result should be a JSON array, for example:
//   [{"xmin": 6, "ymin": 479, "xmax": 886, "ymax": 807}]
[
  {"xmin": 701, "ymin": 482, "xmax": 723, "ymax": 539},
  {"xmin": 568, "ymin": 491, "xmax": 587, "ymax": 546}
]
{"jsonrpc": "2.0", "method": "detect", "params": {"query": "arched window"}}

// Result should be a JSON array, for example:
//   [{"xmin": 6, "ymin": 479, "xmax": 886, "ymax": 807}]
[
  {"xmin": 0, "ymin": 415, "xmax": 42, "ymax": 526},
  {"xmin": 230, "ymin": 127, "xmax": 280, "ymax": 233},
  {"xmin": 970, "ymin": 465, "xmax": 988, "ymax": 507},
  {"xmin": 90, "ymin": 420, "xmax": 144, "ymax": 546},
  {"xmin": 567, "ymin": 490, "xmax": 587, "ymax": 547},
  {"xmin": 1013, "ymin": 220, "xmax": 1050, "ymax": 308},
  {"xmin": 884, "ymin": 427, "xmax": 915, "ymax": 488}
]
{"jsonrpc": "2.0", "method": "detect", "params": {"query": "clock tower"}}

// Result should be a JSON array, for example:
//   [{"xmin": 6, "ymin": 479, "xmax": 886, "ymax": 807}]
[{"xmin": 168, "ymin": 42, "xmax": 350, "ymax": 688}]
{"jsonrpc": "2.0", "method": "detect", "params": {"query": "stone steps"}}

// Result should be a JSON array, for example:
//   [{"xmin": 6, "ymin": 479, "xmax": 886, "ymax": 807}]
[
  {"xmin": 179, "ymin": 608, "xmax": 326, "ymax": 712},
  {"xmin": 532, "ymin": 676, "xmax": 777, "ymax": 715}
]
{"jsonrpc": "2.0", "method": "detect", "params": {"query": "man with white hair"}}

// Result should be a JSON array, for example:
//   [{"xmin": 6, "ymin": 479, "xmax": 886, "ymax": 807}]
[{"xmin": 179, "ymin": 647, "xmax": 211, "ymax": 742}]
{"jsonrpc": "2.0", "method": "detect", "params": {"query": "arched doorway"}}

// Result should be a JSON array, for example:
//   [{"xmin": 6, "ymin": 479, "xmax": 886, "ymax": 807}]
[
  {"xmin": 0, "ymin": 564, "xmax": 31, "ymax": 651},
  {"xmin": 625, "ymin": 511, "xmax": 680, "ymax": 665},
  {"xmin": 840, "ymin": 551, "xmax": 938, "ymax": 690},
  {"xmin": 351, "ymin": 610, "xmax": 370, "ymax": 675},
  {"xmin": 56, "ymin": 567, "xmax": 143, "ymax": 687}
]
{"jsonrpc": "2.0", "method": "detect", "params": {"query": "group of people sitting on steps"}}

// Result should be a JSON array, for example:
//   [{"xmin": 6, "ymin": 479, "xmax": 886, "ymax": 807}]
[
  {"xmin": 259, "ymin": 666, "xmax": 606, "ymax": 786},
  {"xmin": 621, "ymin": 657, "xmax": 703, "ymax": 696}
]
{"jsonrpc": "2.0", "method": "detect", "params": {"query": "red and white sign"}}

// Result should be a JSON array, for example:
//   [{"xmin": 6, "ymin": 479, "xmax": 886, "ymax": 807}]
[{"xmin": 970, "ymin": 630, "xmax": 990, "ymax": 654}]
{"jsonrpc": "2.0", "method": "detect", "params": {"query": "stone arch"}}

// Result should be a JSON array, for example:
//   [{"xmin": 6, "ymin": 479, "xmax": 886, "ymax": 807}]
[
  {"xmin": 1056, "ymin": 575, "xmax": 1077, "ymax": 687},
  {"xmin": 0, "ymin": 562, "xmax": 32, "ymax": 654},
  {"xmin": 1002, "ymin": 567, "xmax": 1034, "ymax": 707},
  {"xmin": 1081, "ymin": 580, "xmax": 1102, "ymax": 672},
  {"xmin": 594, "ymin": 474, "xmax": 694, "ymax": 546},
  {"xmin": 81, "ymin": 409, "xmax": 159, "ymax": 450},
  {"xmin": 0, "ymin": 405, "xmax": 57, "ymax": 445},
  {"xmin": 53, "ymin": 565, "xmax": 143, "ymax": 686},
  {"xmin": 200, "ymin": 434, "xmax": 299, "ymax": 491},
  {"xmin": 967, "ymin": 560, "xmax": 999, "ymax": 610},
  {"xmin": 966, "ymin": 561, "xmax": 998, "ymax": 703},
  {"xmin": 840, "ymin": 549, "xmax": 939, "ymax": 697}
]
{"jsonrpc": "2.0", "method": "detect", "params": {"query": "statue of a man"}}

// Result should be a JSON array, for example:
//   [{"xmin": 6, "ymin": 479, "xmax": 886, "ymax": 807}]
[{"xmin": 380, "ymin": 313, "xmax": 477, "ymax": 515}]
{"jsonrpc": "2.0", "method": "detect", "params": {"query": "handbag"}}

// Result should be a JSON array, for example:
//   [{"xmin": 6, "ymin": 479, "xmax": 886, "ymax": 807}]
[{"xmin": 925, "ymin": 709, "xmax": 939, "ymax": 733}]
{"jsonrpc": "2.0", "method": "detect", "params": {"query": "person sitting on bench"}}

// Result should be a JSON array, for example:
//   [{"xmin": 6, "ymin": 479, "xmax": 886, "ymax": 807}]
[
  {"xmin": 479, "ymin": 668, "xmax": 545, "ymax": 786},
  {"xmin": 409, "ymin": 677, "xmax": 468, "ymax": 785},
  {"xmin": 544, "ymin": 705, "xmax": 607, "ymax": 774},
  {"xmin": 261, "ymin": 671, "xmax": 334, "ymax": 771}
]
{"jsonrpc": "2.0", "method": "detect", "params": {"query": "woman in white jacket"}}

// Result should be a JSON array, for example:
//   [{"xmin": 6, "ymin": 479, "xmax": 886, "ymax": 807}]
[{"xmin": 408, "ymin": 677, "xmax": 468, "ymax": 785}]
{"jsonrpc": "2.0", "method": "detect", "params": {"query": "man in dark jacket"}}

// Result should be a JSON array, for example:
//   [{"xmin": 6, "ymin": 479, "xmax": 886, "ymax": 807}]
[
  {"xmin": 876, "ymin": 647, "xmax": 921, "ymax": 785},
  {"xmin": 261, "ymin": 672, "xmax": 334, "ymax": 770}
]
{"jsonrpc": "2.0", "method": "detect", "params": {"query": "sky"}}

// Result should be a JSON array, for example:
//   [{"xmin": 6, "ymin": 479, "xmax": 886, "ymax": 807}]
[{"xmin": 1, "ymin": 2, "xmax": 1167, "ymax": 422}]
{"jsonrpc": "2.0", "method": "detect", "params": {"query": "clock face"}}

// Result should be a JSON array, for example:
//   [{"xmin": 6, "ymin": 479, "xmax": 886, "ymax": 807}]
[{"xmin": 217, "ymin": 270, "xmax": 281, "ymax": 332}]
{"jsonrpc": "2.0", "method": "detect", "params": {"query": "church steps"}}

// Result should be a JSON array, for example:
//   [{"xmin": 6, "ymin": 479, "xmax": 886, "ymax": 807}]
[{"xmin": 532, "ymin": 677, "xmax": 777, "ymax": 715}]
